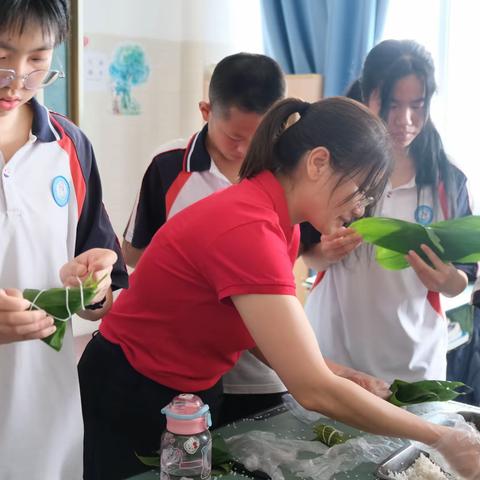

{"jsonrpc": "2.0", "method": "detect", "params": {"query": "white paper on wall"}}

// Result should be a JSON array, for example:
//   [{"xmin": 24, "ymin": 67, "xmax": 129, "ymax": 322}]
[{"xmin": 84, "ymin": 51, "xmax": 109, "ymax": 92}]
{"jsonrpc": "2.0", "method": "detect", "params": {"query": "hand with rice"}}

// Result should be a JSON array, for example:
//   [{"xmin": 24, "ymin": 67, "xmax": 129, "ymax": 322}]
[{"xmin": 429, "ymin": 424, "xmax": 480, "ymax": 479}]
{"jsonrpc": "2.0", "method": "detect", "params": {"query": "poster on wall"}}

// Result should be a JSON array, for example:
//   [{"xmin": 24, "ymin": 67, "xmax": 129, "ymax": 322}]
[
  {"xmin": 109, "ymin": 44, "xmax": 150, "ymax": 115},
  {"xmin": 84, "ymin": 49, "xmax": 109, "ymax": 92},
  {"xmin": 84, "ymin": 41, "xmax": 150, "ymax": 115}
]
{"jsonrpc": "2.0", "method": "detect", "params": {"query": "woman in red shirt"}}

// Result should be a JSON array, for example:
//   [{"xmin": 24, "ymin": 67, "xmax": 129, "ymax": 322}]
[{"xmin": 79, "ymin": 97, "xmax": 480, "ymax": 480}]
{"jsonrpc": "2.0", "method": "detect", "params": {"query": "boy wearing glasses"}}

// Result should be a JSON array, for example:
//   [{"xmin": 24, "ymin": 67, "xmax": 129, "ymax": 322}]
[{"xmin": 0, "ymin": 1, "xmax": 127, "ymax": 479}]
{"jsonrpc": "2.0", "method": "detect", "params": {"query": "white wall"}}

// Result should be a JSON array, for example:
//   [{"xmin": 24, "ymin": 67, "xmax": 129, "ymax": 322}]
[
  {"xmin": 84, "ymin": 0, "xmax": 185, "ymax": 41},
  {"xmin": 81, "ymin": 0, "xmax": 263, "ymax": 237},
  {"xmin": 72, "ymin": 0, "xmax": 263, "ymax": 337}
]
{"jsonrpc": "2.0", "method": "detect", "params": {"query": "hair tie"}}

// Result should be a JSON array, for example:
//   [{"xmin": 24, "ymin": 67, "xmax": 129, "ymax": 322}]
[{"xmin": 283, "ymin": 100, "xmax": 310, "ymax": 130}]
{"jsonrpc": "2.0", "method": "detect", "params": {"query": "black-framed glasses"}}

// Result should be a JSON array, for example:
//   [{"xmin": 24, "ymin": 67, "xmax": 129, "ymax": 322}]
[{"xmin": 0, "ymin": 68, "xmax": 65, "ymax": 90}]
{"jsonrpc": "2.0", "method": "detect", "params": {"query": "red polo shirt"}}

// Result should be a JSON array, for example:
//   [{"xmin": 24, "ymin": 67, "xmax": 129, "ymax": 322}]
[{"xmin": 100, "ymin": 170, "xmax": 300, "ymax": 391}]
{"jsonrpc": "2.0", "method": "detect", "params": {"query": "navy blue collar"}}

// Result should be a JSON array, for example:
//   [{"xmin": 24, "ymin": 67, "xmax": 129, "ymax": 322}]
[
  {"xmin": 30, "ymin": 97, "xmax": 61, "ymax": 142},
  {"xmin": 184, "ymin": 124, "xmax": 212, "ymax": 173}
]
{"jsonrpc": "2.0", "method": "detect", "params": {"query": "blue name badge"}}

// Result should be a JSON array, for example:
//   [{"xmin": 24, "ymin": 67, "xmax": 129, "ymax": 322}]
[
  {"xmin": 415, "ymin": 205, "xmax": 433, "ymax": 225},
  {"xmin": 51, "ymin": 176, "xmax": 70, "ymax": 207}
]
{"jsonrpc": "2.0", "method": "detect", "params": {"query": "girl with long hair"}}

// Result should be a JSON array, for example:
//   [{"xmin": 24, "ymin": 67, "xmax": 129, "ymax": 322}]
[{"xmin": 303, "ymin": 40, "xmax": 476, "ymax": 384}]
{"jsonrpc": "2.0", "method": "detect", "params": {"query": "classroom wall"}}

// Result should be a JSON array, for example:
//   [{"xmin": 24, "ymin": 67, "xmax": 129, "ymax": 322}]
[{"xmin": 81, "ymin": 0, "xmax": 263, "ymax": 236}]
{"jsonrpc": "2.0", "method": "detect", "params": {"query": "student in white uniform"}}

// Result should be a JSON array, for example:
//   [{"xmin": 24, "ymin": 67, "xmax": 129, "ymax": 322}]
[
  {"xmin": 302, "ymin": 39, "xmax": 476, "ymax": 385},
  {"xmin": 0, "ymin": 1, "xmax": 128, "ymax": 479}
]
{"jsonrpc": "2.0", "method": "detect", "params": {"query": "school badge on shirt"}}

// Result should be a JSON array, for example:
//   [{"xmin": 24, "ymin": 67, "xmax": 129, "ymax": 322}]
[
  {"xmin": 415, "ymin": 205, "xmax": 433, "ymax": 225},
  {"xmin": 51, "ymin": 176, "xmax": 70, "ymax": 207}
]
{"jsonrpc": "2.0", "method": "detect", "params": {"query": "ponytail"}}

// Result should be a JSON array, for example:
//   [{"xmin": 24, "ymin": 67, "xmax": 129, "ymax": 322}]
[
  {"xmin": 239, "ymin": 98, "xmax": 309, "ymax": 179},
  {"xmin": 241, "ymin": 96, "xmax": 392, "ymax": 203}
]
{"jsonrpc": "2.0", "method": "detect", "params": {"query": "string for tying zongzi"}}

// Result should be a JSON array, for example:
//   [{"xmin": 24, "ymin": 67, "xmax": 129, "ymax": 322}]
[{"xmin": 27, "ymin": 277, "xmax": 87, "ymax": 322}]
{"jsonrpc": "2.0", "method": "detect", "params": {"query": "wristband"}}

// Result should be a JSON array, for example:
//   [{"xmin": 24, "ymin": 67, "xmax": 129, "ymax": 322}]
[{"xmin": 85, "ymin": 296, "xmax": 107, "ymax": 311}]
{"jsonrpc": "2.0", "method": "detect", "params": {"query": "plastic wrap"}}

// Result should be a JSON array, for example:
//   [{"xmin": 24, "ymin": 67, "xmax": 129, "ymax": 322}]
[
  {"xmin": 225, "ymin": 429, "xmax": 405, "ymax": 480},
  {"xmin": 282, "ymin": 394, "xmax": 325, "ymax": 424}
]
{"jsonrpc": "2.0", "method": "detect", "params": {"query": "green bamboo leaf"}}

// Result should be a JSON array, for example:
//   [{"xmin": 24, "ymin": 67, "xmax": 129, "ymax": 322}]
[
  {"xmin": 23, "ymin": 274, "xmax": 100, "ymax": 351},
  {"xmin": 430, "ymin": 216, "xmax": 480, "ymax": 262},
  {"xmin": 23, "ymin": 287, "xmax": 98, "ymax": 320},
  {"xmin": 455, "ymin": 252, "xmax": 480, "ymax": 263},
  {"xmin": 313, "ymin": 423, "xmax": 351, "ymax": 447},
  {"xmin": 388, "ymin": 379, "xmax": 472, "ymax": 407},
  {"xmin": 375, "ymin": 246, "xmax": 409, "ymax": 270},
  {"xmin": 211, "ymin": 433, "xmax": 233, "ymax": 465},
  {"xmin": 135, "ymin": 454, "xmax": 160, "ymax": 467},
  {"xmin": 211, "ymin": 462, "xmax": 233, "ymax": 476},
  {"xmin": 425, "ymin": 227, "xmax": 445, "ymax": 254},
  {"xmin": 40, "ymin": 321, "xmax": 67, "ymax": 352},
  {"xmin": 350, "ymin": 217, "xmax": 431, "ymax": 253},
  {"xmin": 350, "ymin": 215, "xmax": 480, "ymax": 269}
]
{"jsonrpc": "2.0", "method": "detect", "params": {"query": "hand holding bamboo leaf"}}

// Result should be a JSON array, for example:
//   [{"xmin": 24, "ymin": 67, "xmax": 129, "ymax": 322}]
[
  {"xmin": 339, "ymin": 365, "xmax": 391, "ymax": 399},
  {"xmin": 405, "ymin": 244, "xmax": 468, "ymax": 297},
  {"xmin": 1, "ymin": 248, "xmax": 116, "ymax": 350},
  {"xmin": 0, "ymin": 288, "xmax": 56, "ymax": 345},
  {"xmin": 327, "ymin": 358, "xmax": 392, "ymax": 399},
  {"xmin": 23, "ymin": 275, "xmax": 100, "ymax": 351},
  {"xmin": 60, "ymin": 248, "xmax": 117, "ymax": 305},
  {"xmin": 319, "ymin": 227, "xmax": 363, "ymax": 264}
]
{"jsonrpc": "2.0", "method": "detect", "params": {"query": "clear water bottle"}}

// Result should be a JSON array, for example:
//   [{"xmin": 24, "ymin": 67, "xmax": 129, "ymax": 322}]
[{"xmin": 160, "ymin": 393, "xmax": 212, "ymax": 480}]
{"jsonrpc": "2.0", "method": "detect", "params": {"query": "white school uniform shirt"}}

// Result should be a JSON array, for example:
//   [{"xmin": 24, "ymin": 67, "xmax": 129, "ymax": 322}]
[
  {"xmin": 0, "ymin": 99, "xmax": 127, "ymax": 479},
  {"xmin": 305, "ymin": 178, "xmax": 451, "ymax": 384}
]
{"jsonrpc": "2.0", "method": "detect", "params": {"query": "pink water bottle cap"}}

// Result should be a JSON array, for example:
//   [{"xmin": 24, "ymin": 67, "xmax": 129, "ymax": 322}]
[{"xmin": 161, "ymin": 394, "xmax": 212, "ymax": 435}]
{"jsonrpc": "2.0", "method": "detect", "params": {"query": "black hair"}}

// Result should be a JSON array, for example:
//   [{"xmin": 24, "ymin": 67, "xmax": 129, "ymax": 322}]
[
  {"xmin": 209, "ymin": 52, "xmax": 285, "ymax": 116},
  {"xmin": 240, "ymin": 97, "xmax": 393, "ymax": 205},
  {"xmin": 361, "ymin": 39, "xmax": 458, "ymax": 216},
  {"xmin": 0, "ymin": 0, "xmax": 69, "ymax": 46},
  {"xmin": 344, "ymin": 79, "xmax": 363, "ymax": 102}
]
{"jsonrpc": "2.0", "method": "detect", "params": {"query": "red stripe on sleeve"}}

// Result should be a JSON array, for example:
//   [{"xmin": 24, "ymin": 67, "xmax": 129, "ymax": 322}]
[
  {"xmin": 165, "ymin": 171, "xmax": 192, "ymax": 218},
  {"xmin": 312, "ymin": 270, "xmax": 326, "ymax": 289},
  {"xmin": 50, "ymin": 116, "xmax": 86, "ymax": 218},
  {"xmin": 427, "ymin": 290, "xmax": 443, "ymax": 317}
]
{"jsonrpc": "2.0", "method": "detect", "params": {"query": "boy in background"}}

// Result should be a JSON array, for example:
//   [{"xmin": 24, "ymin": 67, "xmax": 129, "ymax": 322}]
[
  {"xmin": 122, "ymin": 53, "xmax": 287, "ymax": 423},
  {"xmin": 0, "ymin": 1, "xmax": 127, "ymax": 478}
]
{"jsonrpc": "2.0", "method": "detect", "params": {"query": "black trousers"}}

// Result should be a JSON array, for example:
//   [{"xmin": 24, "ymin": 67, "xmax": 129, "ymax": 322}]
[{"xmin": 78, "ymin": 333, "xmax": 223, "ymax": 480}]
